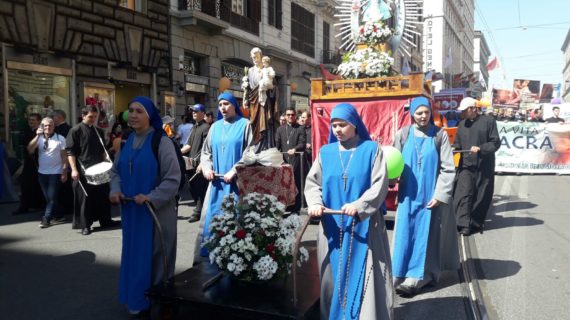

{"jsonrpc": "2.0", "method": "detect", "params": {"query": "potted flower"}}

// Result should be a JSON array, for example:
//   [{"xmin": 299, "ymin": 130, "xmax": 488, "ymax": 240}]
[
  {"xmin": 202, "ymin": 193, "xmax": 309, "ymax": 282},
  {"xmin": 336, "ymin": 48, "xmax": 395, "ymax": 79},
  {"xmin": 352, "ymin": 20, "xmax": 393, "ymax": 48}
]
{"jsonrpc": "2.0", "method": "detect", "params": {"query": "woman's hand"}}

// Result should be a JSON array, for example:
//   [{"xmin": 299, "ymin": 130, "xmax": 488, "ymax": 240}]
[
  {"xmin": 341, "ymin": 204, "xmax": 358, "ymax": 216},
  {"xmin": 308, "ymin": 205, "xmax": 325, "ymax": 217},
  {"xmin": 426, "ymin": 199, "xmax": 441, "ymax": 209},
  {"xmin": 134, "ymin": 194, "xmax": 151, "ymax": 205},
  {"xmin": 203, "ymin": 169, "xmax": 214, "ymax": 181},
  {"xmin": 223, "ymin": 171, "xmax": 236, "ymax": 183},
  {"xmin": 109, "ymin": 192, "xmax": 124, "ymax": 204}
]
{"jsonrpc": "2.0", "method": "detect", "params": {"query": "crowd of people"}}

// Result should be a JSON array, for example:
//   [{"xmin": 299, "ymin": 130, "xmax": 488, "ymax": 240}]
[
  {"xmin": 4, "ymin": 91, "xmax": 503, "ymax": 319},
  {"xmin": 489, "ymin": 105, "xmax": 566, "ymax": 123}
]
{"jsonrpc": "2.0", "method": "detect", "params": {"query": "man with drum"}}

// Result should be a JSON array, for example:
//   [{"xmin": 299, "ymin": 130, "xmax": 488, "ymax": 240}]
[{"xmin": 66, "ymin": 105, "xmax": 119, "ymax": 235}]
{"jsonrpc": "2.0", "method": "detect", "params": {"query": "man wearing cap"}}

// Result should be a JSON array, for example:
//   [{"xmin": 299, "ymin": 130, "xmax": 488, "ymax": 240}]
[
  {"xmin": 181, "ymin": 104, "xmax": 211, "ymax": 222},
  {"xmin": 162, "ymin": 115, "xmax": 175, "ymax": 138},
  {"xmin": 453, "ymin": 97, "xmax": 500, "ymax": 236}
]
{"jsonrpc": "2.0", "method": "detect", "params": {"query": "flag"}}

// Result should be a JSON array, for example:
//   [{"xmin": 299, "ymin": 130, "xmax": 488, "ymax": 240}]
[
  {"xmin": 401, "ymin": 56, "xmax": 410, "ymax": 76},
  {"xmin": 443, "ymin": 47, "xmax": 452, "ymax": 68},
  {"xmin": 486, "ymin": 57, "xmax": 499, "ymax": 71}
]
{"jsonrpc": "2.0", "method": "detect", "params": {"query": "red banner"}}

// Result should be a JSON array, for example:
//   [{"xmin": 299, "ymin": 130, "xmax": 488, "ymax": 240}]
[
  {"xmin": 310, "ymin": 98, "xmax": 412, "ymax": 159},
  {"xmin": 433, "ymin": 93, "xmax": 465, "ymax": 111}
]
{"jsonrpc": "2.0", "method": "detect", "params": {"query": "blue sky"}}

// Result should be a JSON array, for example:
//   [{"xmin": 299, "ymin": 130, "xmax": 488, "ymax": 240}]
[{"xmin": 475, "ymin": 0, "xmax": 570, "ymax": 90}]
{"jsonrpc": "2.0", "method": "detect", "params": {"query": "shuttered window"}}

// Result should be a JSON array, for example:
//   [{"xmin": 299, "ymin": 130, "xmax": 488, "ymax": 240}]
[
  {"xmin": 323, "ymin": 21, "xmax": 330, "ymax": 53},
  {"xmin": 291, "ymin": 3, "xmax": 315, "ymax": 57},
  {"xmin": 268, "ymin": 0, "xmax": 283, "ymax": 29}
]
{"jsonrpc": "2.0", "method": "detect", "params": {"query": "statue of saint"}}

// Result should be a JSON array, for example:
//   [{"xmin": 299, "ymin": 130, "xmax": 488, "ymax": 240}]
[{"xmin": 242, "ymin": 47, "xmax": 280, "ymax": 152}]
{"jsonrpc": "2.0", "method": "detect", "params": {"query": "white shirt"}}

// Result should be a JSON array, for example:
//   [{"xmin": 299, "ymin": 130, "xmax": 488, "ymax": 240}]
[{"xmin": 37, "ymin": 134, "xmax": 67, "ymax": 174}]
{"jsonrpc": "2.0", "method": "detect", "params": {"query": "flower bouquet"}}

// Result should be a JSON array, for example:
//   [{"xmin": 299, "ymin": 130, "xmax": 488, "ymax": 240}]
[
  {"xmin": 336, "ymin": 47, "xmax": 394, "ymax": 79},
  {"xmin": 352, "ymin": 20, "xmax": 393, "ymax": 46},
  {"xmin": 202, "ymin": 193, "xmax": 309, "ymax": 282}
]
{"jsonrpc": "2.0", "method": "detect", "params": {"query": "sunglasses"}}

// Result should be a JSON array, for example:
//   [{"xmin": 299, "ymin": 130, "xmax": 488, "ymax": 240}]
[
  {"xmin": 286, "ymin": 114, "xmax": 296, "ymax": 117},
  {"xmin": 43, "ymin": 137, "xmax": 49, "ymax": 151}
]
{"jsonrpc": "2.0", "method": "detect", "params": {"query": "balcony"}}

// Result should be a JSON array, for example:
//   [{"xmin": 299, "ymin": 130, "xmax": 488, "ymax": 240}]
[
  {"xmin": 176, "ymin": 0, "xmax": 258, "ymax": 36},
  {"xmin": 321, "ymin": 50, "xmax": 343, "ymax": 66}
]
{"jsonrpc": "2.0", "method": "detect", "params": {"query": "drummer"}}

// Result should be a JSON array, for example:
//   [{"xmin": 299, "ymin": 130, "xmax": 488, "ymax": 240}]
[{"xmin": 66, "ymin": 105, "xmax": 119, "ymax": 235}]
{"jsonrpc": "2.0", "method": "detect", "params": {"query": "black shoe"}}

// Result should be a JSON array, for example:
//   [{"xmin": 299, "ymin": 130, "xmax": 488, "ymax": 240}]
[
  {"xmin": 395, "ymin": 284, "xmax": 419, "ymax": 297},
  {"xmin": 100, "ymin": 220, "xmax": 121, "ymax": 228},
  {"xmin": 50, "ymin": 217, "xmax": 67, "ymax": 225},
  {"xmin": 458, "ymin": 227, "xmax": 471, "ymax": 236},
  {"xmin": 81, "ymin": 227, "xmax": 92, "ymax": 235},
  {"xmin": 39, "ymin": 217, "xmax": 50, "ymax": 229},
  {"xmin": 188, "ymin": 214, "xmax": 200, "ymax": 223}
]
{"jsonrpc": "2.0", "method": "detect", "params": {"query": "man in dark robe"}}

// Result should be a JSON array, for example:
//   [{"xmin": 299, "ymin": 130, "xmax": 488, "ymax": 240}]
[
  {"xmin": 181, "ymin": 104, "xmax": 211, "ymax": 222},
  {"xmin": 67, "ymin": 106, "xmax": 118, "ymax": 235},
  {"xmin": 453, "ymin": 97, "xmax": 500, "ymax": 236},
  {"xmin": 13, "ymin": 113, "xmax": 45, "ymax": 214},
  {"xmin": 53, "ymin": 109, "xmax": 72, "ymax": 137},
  {"xmin": 275, "ymin": 108, "xmax": 306, "ymax": 212}
]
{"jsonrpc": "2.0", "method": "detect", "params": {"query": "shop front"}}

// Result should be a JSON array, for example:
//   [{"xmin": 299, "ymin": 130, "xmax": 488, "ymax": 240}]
[{"xmin": 2, "ymin": 45, "xmax": 73, "ymax": 158}]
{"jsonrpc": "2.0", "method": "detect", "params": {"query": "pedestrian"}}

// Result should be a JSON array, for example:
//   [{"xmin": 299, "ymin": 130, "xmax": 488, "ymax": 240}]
[
  {"xmin": 453, "ymin": 97, "xmax": 500, "ymax": 235},
  {"xmin": 109, "ymin": 96, "xmax": 180, "ymax": 318},
  {"xmin": 177, "ymin": 113, "xmax": 194, "ymax": 147},
  {"xmin": 300, "ymin": 111, "xmax": 313, "ymax": 165},
  {"xmin": 67, "ymin": 105, "xmax": 119, "ymax": 235},
  {"xmin": 195, "ymin": 92, "xmax": 253, "ymax": 261},
  {"xmin": 180, "ymin": 104, "xmax": 211, "ymax": 223},
  {"xmin": 275, "ymin": 107, "xmax": 306, "ymax": 212},
  {"xmin": 279, "ymin": 114, "xmax": 286, "ymax": 126},
  {"xmin": 304, "ymin": 103, "xmax": 393, "ymax": 320},
  {"xmin": 13, "ymin": 113, "xmax": 45, "ymax": 215},
  {"xmin": 162, "ymin": 115, "xmax": 175, "ymax": 138},
  {"xmin": 391, "ymin": 97, "xmax": 458, "ymax": 297},
  {"xmin": 205, "ymin": 111, "xmax": 214, "ymax": 125},
  {"xmin": 53, "ymin": 109, "xmax": 72, "ymax": 137},
  {"xmin": 53, "ymin": 109, "xmax": 74, "ymax": 215},
  {"xmin": 26, "ymin": 117, "xmax": 68, "ymax": 228}
]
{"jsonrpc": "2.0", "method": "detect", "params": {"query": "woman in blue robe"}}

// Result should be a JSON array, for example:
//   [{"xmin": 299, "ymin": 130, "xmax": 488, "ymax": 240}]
[
  {"xmin": 109, "ymin": 96, "xmax": 181, "ymax": 315},
  {"xmin": 391, "ymin": 97, "xmax": 458, "ymax": 297},
  {"xmin": 305, "ymin": 103, "xmax": 393, "ymax": 320},
  {"xmin": 195, "ymin": 92, "xmax": 253, "ymax": 262}
]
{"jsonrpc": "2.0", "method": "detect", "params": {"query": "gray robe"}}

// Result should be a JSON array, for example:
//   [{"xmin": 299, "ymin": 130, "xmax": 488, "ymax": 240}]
[
  {"xmin": 305, "ymin": 143, "xmax": 394, "ymax": 320},
  {"xmin": 392, "ymin": 125, "xmax": 459, "ymax": 287},
  {"xmin": 110, "ymin": 128, "xmax": 180, "ymax": 286},
  {"xmin": 193, "ymin": 119, "xmax": 254, "ymax": 264}
]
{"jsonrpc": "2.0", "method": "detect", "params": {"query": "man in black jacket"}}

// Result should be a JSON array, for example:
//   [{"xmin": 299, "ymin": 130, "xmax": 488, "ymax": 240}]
[
  {"xmin": 453, "ymin": 98, "xmax": 501, "ymax": 236},
  {"xmin": 181, "ymin": 104, "xmax": 211, "ymax": 222},
  {"xmin": 275, "ymin": 108, "xmax": 306, "ymax": 212}
]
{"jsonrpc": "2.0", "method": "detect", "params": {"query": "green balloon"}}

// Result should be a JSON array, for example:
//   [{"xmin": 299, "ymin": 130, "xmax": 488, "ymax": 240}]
[
  {"xmin": 383, "ymin": 146, "xmax": 404, "ymax": 179},
  {"xmin": 122, "ymin": 110, "xmax": 129, "ymax": 122}
]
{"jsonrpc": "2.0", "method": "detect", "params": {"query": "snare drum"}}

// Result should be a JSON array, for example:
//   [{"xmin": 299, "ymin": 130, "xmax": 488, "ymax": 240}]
[{"xmin": 84, "ymin": 162, "xmax": 113, "ymax": 185}]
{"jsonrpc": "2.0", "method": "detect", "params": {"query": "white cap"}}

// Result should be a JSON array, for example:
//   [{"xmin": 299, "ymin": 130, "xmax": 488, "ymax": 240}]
[
  {"xmin": 162, "ymin": 115, "xmax": 174, "ymax": 124},
  {"xmin": 458, "ymin": 97, "xmax": 477, "ymax": 111}
]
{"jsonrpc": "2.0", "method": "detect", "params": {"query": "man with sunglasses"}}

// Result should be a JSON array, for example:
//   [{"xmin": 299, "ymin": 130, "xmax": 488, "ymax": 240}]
[
  {"xmin": 275, "ymin": 107, "xmax": 306, "ymax": 212},
  {"xmin": 27, "ymin": 117, "xmax": 68, "ymax": 228},
  {"xmin": 453, "ymin": 97, "xmax": 500, "ymax": 236}
]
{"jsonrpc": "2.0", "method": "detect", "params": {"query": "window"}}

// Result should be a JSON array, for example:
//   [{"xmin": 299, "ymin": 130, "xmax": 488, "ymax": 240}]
[
  {"xmin": 291, "ymin": 3, "xmax": 315, "ymax": 57},
  {"xmin": 232, "ymin": 0, "xmax": 246, "ymax": 16},
  {"xmin": 323, "ymin": 21, "xmax": 330, "ymax": 53},
  {"xmin": 119, "ymin": 0, "xmax": 145, "ymax": 13},
  {"xmin": 268, "ymin": 0, "xmax": 282, "ymax": 29}
]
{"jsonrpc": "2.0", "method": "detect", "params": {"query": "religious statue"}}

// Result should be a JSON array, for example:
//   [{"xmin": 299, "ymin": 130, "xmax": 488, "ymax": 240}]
[
  {"xmin": 242, "ymin": 47, "xmax": 280, "ymax": 152},
  {"xmin": 350, "ymin": 0, "xmax": 393, "ymax": 36}
]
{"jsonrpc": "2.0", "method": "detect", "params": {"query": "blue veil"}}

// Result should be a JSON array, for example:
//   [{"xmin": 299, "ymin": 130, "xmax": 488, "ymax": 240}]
[
  {"xmin": 217, "ymin": 92, "xmax": 243, "ymax": 120},
  {"xmin": 129, "ymin": 96, "xmax": 165, "ymax": 134},
  {"xmin": 328, "ymin": 103, "xmax": 371, "ymax": 143}
]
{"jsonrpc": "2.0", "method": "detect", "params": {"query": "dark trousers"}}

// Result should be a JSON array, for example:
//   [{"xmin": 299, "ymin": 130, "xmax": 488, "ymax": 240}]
[
  {"xmin": 72, "ymin": 176, "xmax": 111, "ymax": 229},
  {"xmin": 453, "ymin": 167, "xmax": 495, "ymax": 229},
  {"xmin": 58, "ymin": 171, "xmax": 74, "ymax": 215},
  {"xmin": 38, "ymin": 173, "xmax": 62, "ymax": 220},
  {"xmin": 19, "ymin": 162, "xmax": 45, "ymax": 210},
  {"xmin": 188, "ymin": 169, "xmax": 207, "ymax": 215}
]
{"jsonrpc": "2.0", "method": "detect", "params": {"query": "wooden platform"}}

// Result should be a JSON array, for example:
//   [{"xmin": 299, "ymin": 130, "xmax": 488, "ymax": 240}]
[
  {"xmin": 310, "ymin": 73, "xmax": 430, "ymax": 101},
  {"xmin": 146, "ymin": 244, "xmax": 320, "ymax": 320}
]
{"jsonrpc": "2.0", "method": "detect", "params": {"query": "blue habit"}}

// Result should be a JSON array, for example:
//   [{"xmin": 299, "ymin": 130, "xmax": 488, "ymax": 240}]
[
  {"xmin": 392, "ymin": 125, "xmax": 439, "ymax": 279},
  {"xmin": 200, "ymin": 117, "xmax": 249, "ymax": 257},
  {"xmin": 321, "ymin": 140, "xmax": 377, "ymax": 320},
  {"xmin": 118, "ymin": 133, "xmax": 157, "ymax": 311}
]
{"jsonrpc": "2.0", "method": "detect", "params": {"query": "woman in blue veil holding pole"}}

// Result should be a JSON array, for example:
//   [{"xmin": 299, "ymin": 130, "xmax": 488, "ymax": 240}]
[
  {"xmin": 305, "ymin": 103, "xmax": 393, "ymax": 320},
  {"xmin": 391, "ymin": 96, "xmax": 458, "ymax": 297}
]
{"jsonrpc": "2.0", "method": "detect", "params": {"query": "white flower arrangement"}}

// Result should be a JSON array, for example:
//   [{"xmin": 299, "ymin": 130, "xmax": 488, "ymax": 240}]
[
  {"xmin": 336, "ymin": 48, "xmax": 394, "ymax": 79},
  {"xmin": 203, "ymin": 193, "xmax": 309, "ymax": 282},
  {"xmin": 353, "ymin": 20, "xmax": 393, "ymax": 46}
]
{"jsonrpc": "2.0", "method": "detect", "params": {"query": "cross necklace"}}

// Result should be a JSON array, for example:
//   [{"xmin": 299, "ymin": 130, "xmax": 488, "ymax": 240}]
[
  {"xmin": 285, "ymin": 125, "xmax": 294, "ymax": 145},
  {"xmin": 220, "ymin": 121, "xmax": 233, "ymax": 155},
  {"xmin": 338, "ymin": 147, "xmax": 355, "ymax": 191}
]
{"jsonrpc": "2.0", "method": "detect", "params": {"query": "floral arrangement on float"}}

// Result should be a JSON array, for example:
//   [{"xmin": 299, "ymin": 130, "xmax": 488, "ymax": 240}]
[
  {"xmin": 203, "ymin": 193, "xmax": 309, "ymax": 282},
  {"xmin": 336, "ymin": 20, "xmax": 396, "ymax": 80}
]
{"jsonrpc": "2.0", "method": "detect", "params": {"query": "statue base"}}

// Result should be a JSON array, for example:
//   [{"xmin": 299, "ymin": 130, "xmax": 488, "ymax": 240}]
[{"xmin": 235, "ymin": 164, "xmax": 298, "ymax": 206}]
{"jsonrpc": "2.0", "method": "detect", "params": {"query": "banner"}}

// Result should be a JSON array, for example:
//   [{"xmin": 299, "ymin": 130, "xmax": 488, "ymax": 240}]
[
  {"xmin": 433, "ymin": 92, "xmax": 465, "ymax": 111},
  {"xmin": 495, "ymin": 122, "xmax": 570, "ymax": 173},
  {"xmin": 492, "ymin": 89, "xmax": 518, "ymax": 108}
]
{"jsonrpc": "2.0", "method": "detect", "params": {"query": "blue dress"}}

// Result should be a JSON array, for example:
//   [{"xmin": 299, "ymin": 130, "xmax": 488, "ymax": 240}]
[
  {"xmin": 200, "ymin": 117, "xmax": 249, "ymax": 257},
  {"xmin": 320, "ymin": 140, "xmax": 378, "ymax": 320},
  {"xmin": 117, "ymin": 133, "xmax": 157, "ymax": 311},
  {"xmin": 392, "ymin": 126, "xmax": 439, "ymax": 279}
]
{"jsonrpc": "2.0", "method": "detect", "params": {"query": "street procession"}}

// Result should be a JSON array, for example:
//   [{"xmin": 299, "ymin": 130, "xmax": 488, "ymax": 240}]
[{"xmin": 2, "ymin": 0, "xmax": 570, "ymax": 319}]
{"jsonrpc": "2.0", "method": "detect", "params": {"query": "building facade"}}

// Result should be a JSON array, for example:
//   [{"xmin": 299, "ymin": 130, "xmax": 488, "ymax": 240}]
[
  {"xmin": 169, "ymin": 0, "xmax": 338, "ymax": 117},
  {"xmin": 561, "ymin": 29, "xmax": 570, "ymax": 101},
  {"xmin": 422, "ymin": 0, "xmax": 475, "ymax": 93},
  {"xmin": 1, "ymin": 0, "xmax": 171, "ymax": 156},
  {"xmin": 473, "ymin": 30, "xmax": 490, "ymax": 98}
]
